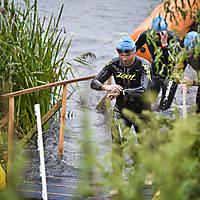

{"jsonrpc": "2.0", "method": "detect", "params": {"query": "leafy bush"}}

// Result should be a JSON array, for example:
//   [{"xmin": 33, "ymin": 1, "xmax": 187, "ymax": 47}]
[{"xmin": 76, "ymin": 106, "xmax": 200, "ymax": 200}]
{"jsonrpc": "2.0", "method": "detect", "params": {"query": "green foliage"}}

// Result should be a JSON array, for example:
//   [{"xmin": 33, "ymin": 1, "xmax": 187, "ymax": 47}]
[
  {"xmin": 0, "ymin": 129, "xmax": 8, "ymax": 167},
  {"xmin": 146, "ymin": 29, "xmax": 181, "ymax": 79},
  {"xmin": 0, "ymin": 0, "xmax": 74, "ymax": 133},
  {"xmin": 0, "ymin": 144, "xmax": 27, "ymax": 200},
  {"xmin": 164, "ymin": 0, "xmax": 199, "ymax": 26},
  {"xmin": 135, "ymin": 112, "xmax": 200, "ymax": 200},
  {"xmin": 76, "ymin": 107, "xmax": 101, "ymax": 198},
  {"xmin": 145, "ymin": 0, "xmax": 200, "ymax": 81},
  {"xmin": 76, "ymin": 107, "xmax": 200, "ymax": 199}
]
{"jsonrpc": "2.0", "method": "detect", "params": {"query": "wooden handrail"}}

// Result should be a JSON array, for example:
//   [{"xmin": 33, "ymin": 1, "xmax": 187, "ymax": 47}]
[
  {"xmin": 96, "ymin": 76, "xmax": 112, "ymax": 110},
  {"xmin": 7, "ymin": 97, "xmax": 14, "ymax": 183},
  {"xmin": 1, "ymin": 75, "xmax": 96, "ymax": 182},
  {"xmin": 0, "ymin": 75, "xmax": 96, "ymax": 99},
  {"xmin": 58, "ymin": 85, "xmax": 68, "ymax": 156},
  {"xmin": 20, "ymin": 99, "xmax": 62, "ymax": 145}
]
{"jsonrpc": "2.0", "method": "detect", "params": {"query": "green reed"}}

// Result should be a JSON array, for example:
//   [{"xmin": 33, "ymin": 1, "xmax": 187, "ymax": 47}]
[{"xmin": 0, "ymin": 0, "xmax": 77, "ymax": 133}]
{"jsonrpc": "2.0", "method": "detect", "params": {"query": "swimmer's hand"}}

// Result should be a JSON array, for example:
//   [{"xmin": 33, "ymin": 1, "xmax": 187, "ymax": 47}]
[
  {"xmin": 107, "ymin": 90, "xmax": 120, "ymax": 100},
  {"xmin": 102, "ymin": 84, "xmax": 122, "ymax": 93}
]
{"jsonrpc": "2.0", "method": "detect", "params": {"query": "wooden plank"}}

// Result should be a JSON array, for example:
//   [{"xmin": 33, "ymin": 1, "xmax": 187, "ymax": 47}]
[
  {"xmin": 26, "ymin": 176, "xmax": 80, "ymax": 186},
  {"xmin": 7, "ymin": 97, "xmax": 14, "ymax": 184},
  {"xmin": 96, "ymin": 94, "xmax": 107, "ymax": 110},
  {"xmin": 19, "ymin": 189, "xmax": 99, "ymax": 200},
  {"xmin": 21, "ymin": 183, "xmax": 76, "ymax": 194},
  {"xmin": 24, "ymin": 181, "xmax": 77, "ymax": 189},
  {"xmin": 20, "ymin": 100, "xmax": 62, "ymax": 145},
  {"xmin": 106, "ymin": 77, "xmax": 112, "ymax": 109},
  {"xmin": 18, "ymin": 175, "xmax": 154, "ymax": 200},
  {"xmin": 0, "ymin": 75, "xmax": 96, "ymax": 99},
  {"xmin": 107, "ymin": 76, "xmax": 112, "ymax": 85},
  {"xmin": 0, "ymin": 113, "xmax": 9, "ymax": 129},
  {"xmin": 18, "ymin": 175, "xmax": 101, "ymax": 200},
  {"xmin": 96, "ymin": 76, "xmax": 112, "ymax": 110},
  {"xmin": 58, "ymin": 85, "xmax": 68, "ymax": 156}
]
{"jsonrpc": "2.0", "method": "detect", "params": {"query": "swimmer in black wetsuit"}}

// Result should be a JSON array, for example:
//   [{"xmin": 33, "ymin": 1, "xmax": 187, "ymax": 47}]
[
  {"xmin": 91, "ymin": 36, "xmax": 152, "ymax": 134},
  {"xmin": 177, "ymin": 31, "xmax": 200, "ymax": 113},
  {"xmin": 135, "ymin": 16, "xmax": 181, "ymax": 111},
  {"xmin": 90, "ymin": 36, "xmax": 152, "ymax": 179}
]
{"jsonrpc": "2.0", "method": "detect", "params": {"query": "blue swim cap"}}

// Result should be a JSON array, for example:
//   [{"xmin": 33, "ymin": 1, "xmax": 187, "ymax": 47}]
[
  {"xmin": 116, "ymin": 36, "xmax": 136, "ymax": 52},
  {"xmin": 152, "ymin": 16, "xmax": 168, "ymax": 31},
  {"xmin": 184, "ymin": 31, "xmax": 200, "ymax": 50}
]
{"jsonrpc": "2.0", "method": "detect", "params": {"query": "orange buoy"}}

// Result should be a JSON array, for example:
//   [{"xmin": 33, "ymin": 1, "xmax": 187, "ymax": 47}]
[{"xmin": 131, "ymin": 0, "xmax": 200, "ymax": 62}]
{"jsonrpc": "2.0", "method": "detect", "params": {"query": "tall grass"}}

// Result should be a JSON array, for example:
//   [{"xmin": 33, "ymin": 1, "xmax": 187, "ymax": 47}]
[{"xmin": 0, "ymin": 0, "xmax": 78, "ymax": 133}]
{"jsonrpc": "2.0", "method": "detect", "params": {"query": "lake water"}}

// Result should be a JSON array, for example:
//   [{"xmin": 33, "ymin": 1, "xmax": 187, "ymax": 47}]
[{"xmin": 13, "ymin": 0, "xmax": 197, "ymax": 179}]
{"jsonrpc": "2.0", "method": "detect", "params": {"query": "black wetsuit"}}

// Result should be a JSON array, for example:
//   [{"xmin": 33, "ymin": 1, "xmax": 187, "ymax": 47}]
[
  {"xmin": 184, "ymin": 54, "xmax": 200, "ymax": 112},
  {"xmin": 91, "ymin": 55, "xmax": 152, "ymax": 130},
  {"xmin": 135, "ymin": 29, "xmax": 181, "ymax": 111},
  {"xmin": 91, "ymin": 55, "xmax": 152, "ymax": 175}
]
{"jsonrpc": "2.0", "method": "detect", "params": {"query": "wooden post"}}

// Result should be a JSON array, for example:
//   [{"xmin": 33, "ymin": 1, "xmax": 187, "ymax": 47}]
[
  {"xmin": 96, "ymin": 76, "xmax": 112, "ymax": 110},
  {"xmin": 58, "ymin": 85, "xmax": 68, "ymax": 156},
  {"xmin": 7, "ymin": 97, "xmax": 14, "ymax": 183},
  {"xmin": 108, "ymin": 76, "xmax": 112, "ymax": 85},
  {"xmin": 106, "ymin": 77, "xmax": 112, "ymax": 109},
  {"xmin": 20, "ymin": 99, "xmax": 62, "ymax": 145}
]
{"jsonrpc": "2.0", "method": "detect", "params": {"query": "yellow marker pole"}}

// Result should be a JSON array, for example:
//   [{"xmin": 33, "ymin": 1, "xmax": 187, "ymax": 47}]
[{"xmin": 0, "ymin": 164, "xmax": 6, "ymax": 190}]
